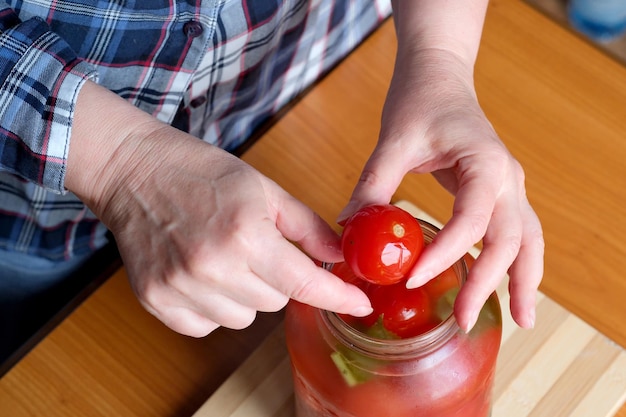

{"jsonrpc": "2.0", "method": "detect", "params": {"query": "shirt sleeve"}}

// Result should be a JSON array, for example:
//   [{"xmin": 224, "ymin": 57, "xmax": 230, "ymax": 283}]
[{"xmin": 0, "ymin": 4, "xmax": 98, "ymax": 193}]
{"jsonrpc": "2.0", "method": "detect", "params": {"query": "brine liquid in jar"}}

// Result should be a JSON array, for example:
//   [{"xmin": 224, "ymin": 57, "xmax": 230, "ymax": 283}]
[{"xmin": 285, "ymin": 220, "xmax": 502, "ymax": 417}]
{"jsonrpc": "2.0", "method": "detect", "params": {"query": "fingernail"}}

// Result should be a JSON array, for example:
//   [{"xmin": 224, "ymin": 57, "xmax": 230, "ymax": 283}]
[
  {"xmin": 462, "ymin": 310, "xmax": 479, "ymax": 334},
  {"xmin": 405, "ymin": 270, "xmax": 431, "ymax": 289},
  {"xmin": 336, "ymin": 201, "xmax": 360, "ymax": 225},
  {"xmin": 527, "ymin": 309, "xmax": 536, "ymax": 329},
  {"xmin": 351, "ymin": 306, "xmax": 374, "ymax": 317},
  {"xmin": 336, "ymin": 213, "xmax": 351, "ymax": 226}
]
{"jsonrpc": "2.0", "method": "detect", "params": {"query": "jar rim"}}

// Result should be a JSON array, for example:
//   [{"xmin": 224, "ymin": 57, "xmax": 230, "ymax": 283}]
[{"xmin": 321, "ymin": 218, "xmax": 466, "ymax": 360}]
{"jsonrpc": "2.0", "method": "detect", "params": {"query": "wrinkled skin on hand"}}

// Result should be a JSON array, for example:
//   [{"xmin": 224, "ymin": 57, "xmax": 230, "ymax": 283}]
[
  {"xmin": 338, "ymin": 49, "xmax": 545, "ymax": 332},
  {"xmin": 88, "ymin": 127, "xmax": 372, "ymax": 337}
]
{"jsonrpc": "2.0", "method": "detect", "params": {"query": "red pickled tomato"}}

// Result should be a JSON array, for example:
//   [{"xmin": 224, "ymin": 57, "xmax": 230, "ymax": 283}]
[
  {"xmin": 369, "ymin": 283, "xmax": 436, "ymax": 338},
  {"xmin": 330, "ymin": 262, "xmax": 432, "ymax": 335},
  {"xmin": 341, "ymin": 204, "xmax": 424, "ymax": 285},
  {"xmin": 332, "ymin": 262, "xmax": 458, "ymax": 338},
  {"xmin": 331, "ymin": 253, "xmax": 478, "ymax": 339}
]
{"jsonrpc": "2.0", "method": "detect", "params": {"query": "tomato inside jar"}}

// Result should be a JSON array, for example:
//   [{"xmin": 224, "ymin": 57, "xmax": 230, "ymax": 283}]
[{"xmin": 285, "ymin": 219, "xmax": 502, "ymax": 417}]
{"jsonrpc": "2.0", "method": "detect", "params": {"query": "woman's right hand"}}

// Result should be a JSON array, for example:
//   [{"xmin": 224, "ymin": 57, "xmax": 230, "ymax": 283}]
[{"xmin": 65, "ymin": 81, "xmax": 373, "ymax": 337}]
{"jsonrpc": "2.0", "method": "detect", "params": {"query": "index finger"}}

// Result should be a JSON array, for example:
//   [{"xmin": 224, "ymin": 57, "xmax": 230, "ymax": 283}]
[
  {"xmin": 406, "ymin": 169, "xmax": 498, "ymax": 288},
  {"xmin": 249, "ymin": 233, "xmax": 373, "ymax": 316}
]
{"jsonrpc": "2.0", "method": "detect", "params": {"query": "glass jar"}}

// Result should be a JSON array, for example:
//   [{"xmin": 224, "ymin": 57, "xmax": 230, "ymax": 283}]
[{"xmin": 285, "ymin": 220, "xmax": 502, "ymax": 417}]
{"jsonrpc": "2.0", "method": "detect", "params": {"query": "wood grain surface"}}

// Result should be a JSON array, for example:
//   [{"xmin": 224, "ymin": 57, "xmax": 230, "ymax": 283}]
[
  {"xmin": 193, "ymin": 203, "xmax": 626, "ymax": 417},
  {"xmin": 2, "ymin": 1, "xmax": 626, "ymax": 416}
]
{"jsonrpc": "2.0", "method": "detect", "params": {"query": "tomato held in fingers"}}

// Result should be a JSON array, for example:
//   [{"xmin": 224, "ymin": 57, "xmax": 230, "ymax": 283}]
[{"xmin": 341, "ymin": 204, "xmax": 424, "ymax": 285}]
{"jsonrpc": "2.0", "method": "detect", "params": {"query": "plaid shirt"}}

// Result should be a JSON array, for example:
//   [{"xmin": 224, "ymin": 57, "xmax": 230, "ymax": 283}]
[{"xmin": 0, "ymin": 0, "xmax": 391, "ymax": 261}]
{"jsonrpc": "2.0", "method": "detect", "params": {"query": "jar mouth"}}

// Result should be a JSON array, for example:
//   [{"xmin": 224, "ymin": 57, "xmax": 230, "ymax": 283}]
[
  {"xmin": 322, "ymin": 310, "xmax": 460, "ymax": 360},
  {"xmin": 323, "ymin": 218, "xmax": 465, "ymax": 359}
]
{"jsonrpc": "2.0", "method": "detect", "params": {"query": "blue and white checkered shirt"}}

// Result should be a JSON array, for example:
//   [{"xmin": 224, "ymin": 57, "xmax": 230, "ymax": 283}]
[{"xmin": 0, "ymin": 0, "xmax": 391, "ymax": 261}]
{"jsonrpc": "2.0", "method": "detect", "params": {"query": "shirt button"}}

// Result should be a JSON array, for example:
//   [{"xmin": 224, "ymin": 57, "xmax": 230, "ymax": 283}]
[{"xmin": 183, "ymin": 21, "xmax": 204, "ymax": 38}]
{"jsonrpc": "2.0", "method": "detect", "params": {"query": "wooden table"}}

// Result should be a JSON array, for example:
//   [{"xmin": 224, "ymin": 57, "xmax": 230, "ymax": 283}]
[{"xmin": 2, "ymin": 0, "xmax": 626, "ymax": 415}]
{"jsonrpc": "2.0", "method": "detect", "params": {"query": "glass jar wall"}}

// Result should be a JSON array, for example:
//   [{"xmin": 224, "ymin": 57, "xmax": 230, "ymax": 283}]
[{"xmin": 285, "ymin": 220, "xmax": 502, "ymax": 417}]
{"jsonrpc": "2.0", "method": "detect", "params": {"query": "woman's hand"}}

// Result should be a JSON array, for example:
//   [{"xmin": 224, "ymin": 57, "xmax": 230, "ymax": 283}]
[
  {"xmin": 67, "ymin": 81, "xmax": 372, "ymax": 337},
  {"xmin": 338, "ymin": 48, "xmax": 544, "ymax": 332}
]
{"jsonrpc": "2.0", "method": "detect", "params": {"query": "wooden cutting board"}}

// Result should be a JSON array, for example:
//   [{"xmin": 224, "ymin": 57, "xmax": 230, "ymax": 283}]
[{"xmin": 193, "ymin": 202, "xmax": 626, "ymax": 417}]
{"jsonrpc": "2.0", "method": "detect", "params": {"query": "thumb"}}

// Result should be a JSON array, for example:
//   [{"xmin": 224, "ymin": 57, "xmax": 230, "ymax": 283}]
[{"xmin": 336, "ymin": 149, "xmax": 406, "ymax": 224}]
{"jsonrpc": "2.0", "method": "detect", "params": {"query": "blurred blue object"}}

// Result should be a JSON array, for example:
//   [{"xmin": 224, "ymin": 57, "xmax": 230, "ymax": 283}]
[{"xmin": 568, "ymin": 0, "xmax": 626, "ymax": 42}]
